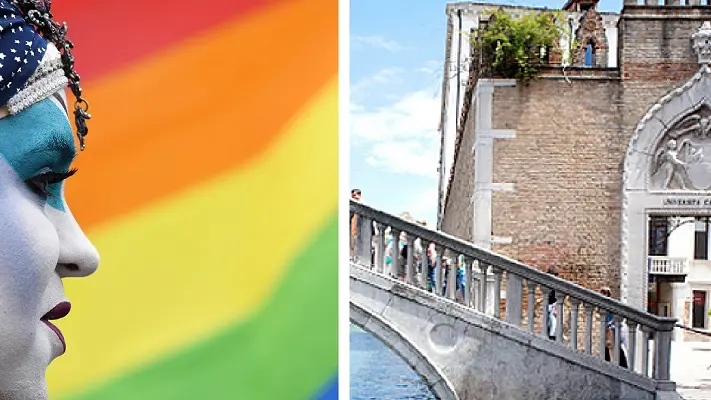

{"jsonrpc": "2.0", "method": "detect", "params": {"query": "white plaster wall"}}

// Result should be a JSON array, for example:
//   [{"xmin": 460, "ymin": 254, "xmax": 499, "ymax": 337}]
[
  {"xmin": 605, "ymin": 26, "xmax": 618, "ymax": 68},
  {"xmin": 442, "ymin": 10, "xmax": 479, "ymax": 209},
  {"xmin": 671, "ymin": 282, "xmax": 690, "ymax": 340},
  {"xmin": 668, "ymin": 217, "xmax": 695, "ymax": 259},
  {"xmin": 687, "ymin": 220, "xmax": 711, "ymax": 284},
  {"xmin": 689, "ymin": 261, "xmax": 711, "ymax": 284}
]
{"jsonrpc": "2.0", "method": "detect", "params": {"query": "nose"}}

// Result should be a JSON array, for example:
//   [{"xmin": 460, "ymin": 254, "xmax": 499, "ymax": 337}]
[{"xmin": 49, "ymin": 206, "xmax": 100, "ymax": 278}]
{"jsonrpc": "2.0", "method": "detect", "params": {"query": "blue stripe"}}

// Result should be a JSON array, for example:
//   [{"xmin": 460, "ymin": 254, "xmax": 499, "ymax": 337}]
[{"xmin": 313, "ymin": 375, "xmax": 338, "ymax": 400}]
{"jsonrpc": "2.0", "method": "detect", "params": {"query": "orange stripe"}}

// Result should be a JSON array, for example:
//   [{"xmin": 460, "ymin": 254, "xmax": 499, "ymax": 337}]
[
  {"xmin": 66, "ymin": 0, "xmax": 337, "ymax": 229},
  {"xmin": 52, "ymin": 0, "xmax": 283, "ymax": 80}
]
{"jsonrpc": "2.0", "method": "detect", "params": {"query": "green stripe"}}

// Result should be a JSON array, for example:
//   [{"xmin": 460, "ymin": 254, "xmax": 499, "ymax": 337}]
[{"xmin": 65, "ymin": 213, "xmax": 339, "ymax": 400}]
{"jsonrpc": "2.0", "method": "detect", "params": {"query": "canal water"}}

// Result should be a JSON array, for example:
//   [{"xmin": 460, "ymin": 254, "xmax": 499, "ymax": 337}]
[{"xmin": 350, "ymin": 325, "xmax": 435, "ymax": 400}]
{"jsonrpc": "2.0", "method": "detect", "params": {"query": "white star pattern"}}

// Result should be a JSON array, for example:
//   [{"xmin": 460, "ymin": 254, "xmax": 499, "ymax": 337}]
[{"xmin": 0, "ymin": 1, "xmax": 52, "ymax": 105}]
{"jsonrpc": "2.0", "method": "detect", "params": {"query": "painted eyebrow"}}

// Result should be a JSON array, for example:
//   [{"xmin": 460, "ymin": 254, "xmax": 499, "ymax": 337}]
[
  {"xmin": 23, "ymin": 133, "xmax": 76, "ymax": 166},
  {"xmin": 51, "ymin": 91, "xmax": 67, "ymax": 114}
]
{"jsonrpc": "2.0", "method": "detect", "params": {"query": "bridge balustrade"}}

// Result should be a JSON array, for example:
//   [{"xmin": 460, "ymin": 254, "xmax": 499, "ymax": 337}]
[{"xmin": 350, "ymin": 200, "xmax": 676, "ymax": 387}]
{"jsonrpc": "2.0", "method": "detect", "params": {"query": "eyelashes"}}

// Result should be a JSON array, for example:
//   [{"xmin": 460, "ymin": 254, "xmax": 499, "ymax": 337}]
[{"xmin": 25, "ymin": 168, "xmax": 77, "ymax": 199}]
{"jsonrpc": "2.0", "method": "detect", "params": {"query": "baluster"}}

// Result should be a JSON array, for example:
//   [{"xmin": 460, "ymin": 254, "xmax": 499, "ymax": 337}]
[
  {"xmin": 421, "ymin": 240, "xmax": 430, "ymax": 289},
  {"xmin": 349, "ymin": 210, "xmax": 355, "ymax": 261},
  {"xmin": 375, "ymin": 223, "xmax": 386, "ymax": 273},
  {"xmin": 479, "ymin": 263, "xmax": 489, "ymax": 314},
  {"xmin": 435, "ymin": 245, "xmax": 444, "ymax": 296},
  {"xmin": 627, "ymin": 321, "xmax": 638, "ymax": 372},
  {"xmin": 599, "ymin": 309, "xmax": 610, "ymax": 361},
  {"xmin": 584, "ymin": 304, "xmax": 593, "ymax": 354},
  {"xmin": 464, "ymin": 256, "xmax": 473, "ymax": 307},
  {"xmin": 492, "ymin": 267, "xmax": 502, "ymax": 319},
  {"xmin": 555, "ymin": 294, "xmax": 564, "ymax": 343},
  {"xmin": 541, "ymin": 287, "xmax": 551, "ymax": 338},
  {"xmin": 570, "ymin": 299, "xmax": 580, "ymax": 350},
  {"xmin": 653, "ymin": 325, "xmax": 673, "ymax": 381},
  {"xmin": 613, "ymin": 315, "xmax": 622, "ymax": 366},
  {"xmin": 527, "ymin": 281, "xmax": 536, "ymax": 333},
  {"xmin": 640, "ymin": 326, "xmax": 651, "ymax": 377},
  {"xmin": 357, "ymin": 215, "xmax": 373, "ymax": 266},
  {"xmin": 470, "ymin": 260, "xmax": 480, "ymax": 310},
  {"xmin": 506, "ymin": 272, "xmax": 523, "ymax": 327},
  {"xmin": 406, "ymin": 234, "xmax": 415, "ymax": 285},
  {"xmin": 390, "ymin": 229, "xmax": 401, "ymax": 278},
  {"xmin": 446, "ymin": 253, "xmax": 457, "ymax": 300}
]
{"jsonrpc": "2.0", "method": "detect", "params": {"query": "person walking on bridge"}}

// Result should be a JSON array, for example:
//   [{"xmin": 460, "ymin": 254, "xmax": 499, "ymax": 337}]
[{"xmin": 601, "ymin": 286, "xmax": 629, "ymax": 369}]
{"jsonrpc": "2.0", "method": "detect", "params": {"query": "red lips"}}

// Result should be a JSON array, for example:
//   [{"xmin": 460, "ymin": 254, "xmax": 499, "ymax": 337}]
[{"xmin": 41, "ymin": 301, "xmax": 71, "ymax": 352}]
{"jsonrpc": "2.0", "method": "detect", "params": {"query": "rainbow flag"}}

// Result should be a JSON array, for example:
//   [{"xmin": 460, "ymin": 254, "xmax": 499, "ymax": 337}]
[{"xmin": 46, "ymin": 0, "xmax": 338, "ymax": 398}]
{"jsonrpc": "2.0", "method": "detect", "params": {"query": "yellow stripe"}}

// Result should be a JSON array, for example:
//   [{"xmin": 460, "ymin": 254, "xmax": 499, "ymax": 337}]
[{"xmin": 47, "ymin": 78, "xmax": 338, "ymax": 397}]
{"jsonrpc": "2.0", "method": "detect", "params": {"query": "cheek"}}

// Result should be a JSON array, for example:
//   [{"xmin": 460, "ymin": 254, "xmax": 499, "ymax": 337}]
[{"xmin": 0, "ymin": 175, "xmax": 60, "ymax": 316}]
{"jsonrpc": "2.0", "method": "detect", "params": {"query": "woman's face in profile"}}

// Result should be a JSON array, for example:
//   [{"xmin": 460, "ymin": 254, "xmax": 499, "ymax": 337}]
[{"xmin": 0, "ymin": 89, "xmax": 99, "ymax": 399}]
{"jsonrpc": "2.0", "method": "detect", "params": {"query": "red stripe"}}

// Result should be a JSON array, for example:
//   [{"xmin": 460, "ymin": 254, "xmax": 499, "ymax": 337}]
[{"xmin": 50, "ymin": 0, "xmax": 286, "ymax": 81}]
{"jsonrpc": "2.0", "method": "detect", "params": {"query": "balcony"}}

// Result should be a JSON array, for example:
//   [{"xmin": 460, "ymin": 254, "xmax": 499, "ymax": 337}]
[{"xmin": 648, "ymin": 256, "xmax": 690, "ymax": 276}]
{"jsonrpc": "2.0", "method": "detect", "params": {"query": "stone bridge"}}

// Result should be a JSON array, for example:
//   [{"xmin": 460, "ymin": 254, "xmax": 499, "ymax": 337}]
[{"xmin": 349, "ymin": 200, "xmax": 681, "ymax": 400}]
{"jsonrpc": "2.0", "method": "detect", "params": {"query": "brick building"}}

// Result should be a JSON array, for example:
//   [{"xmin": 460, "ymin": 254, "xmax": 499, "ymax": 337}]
[{"xmin": 437, "ymin": 0, "xmax": 711, "ymax": 341}]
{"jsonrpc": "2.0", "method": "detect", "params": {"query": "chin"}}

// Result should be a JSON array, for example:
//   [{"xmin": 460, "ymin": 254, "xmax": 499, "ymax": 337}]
[
  {"xmin": 0, "ymin": 375, "xmax": 49, "ymax": 400},
  {"xmin": 0, "ymin": 333, "xmax": 56, "ymax": 400}
]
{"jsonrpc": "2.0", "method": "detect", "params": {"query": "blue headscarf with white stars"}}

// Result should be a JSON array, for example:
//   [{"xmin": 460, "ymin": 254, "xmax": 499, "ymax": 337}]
[{"xmin": 0, "ymin": 0, "xmax": 47, "ymax": 108}]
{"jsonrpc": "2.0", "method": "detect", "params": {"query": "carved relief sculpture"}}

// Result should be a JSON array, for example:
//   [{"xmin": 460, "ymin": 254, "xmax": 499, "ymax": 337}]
[
  {"xmin": 0, "ymin": 1, "xmax": 98, "ymax": 399},
  {"xmin": 651, "ymin": 108, "xmax": 711, "ymax": 190},
  {"xmin": 572, "ymin": 7, "xmax": 608, "ymax": 67}
]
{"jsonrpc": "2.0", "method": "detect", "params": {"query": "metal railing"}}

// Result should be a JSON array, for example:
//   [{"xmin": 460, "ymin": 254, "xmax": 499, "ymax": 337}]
[
  {"xmin": 648, "ymin": 256, "xmax": 689, "ymax": 275},
  {"xmin": 350, "ymin": 200, "xmax": 677, "ymax": 387}
]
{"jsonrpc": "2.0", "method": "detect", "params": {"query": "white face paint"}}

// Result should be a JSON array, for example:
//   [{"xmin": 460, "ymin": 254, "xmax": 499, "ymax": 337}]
[{"xmin": 0, "ymin": 89, "xmax": 99, "ymax": 399}]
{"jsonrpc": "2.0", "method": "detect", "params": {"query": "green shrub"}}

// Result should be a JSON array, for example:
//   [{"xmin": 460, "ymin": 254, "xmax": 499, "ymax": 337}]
[{"xmin": 475, "ymin": 9, "xmax": 565, "ymax": 81}]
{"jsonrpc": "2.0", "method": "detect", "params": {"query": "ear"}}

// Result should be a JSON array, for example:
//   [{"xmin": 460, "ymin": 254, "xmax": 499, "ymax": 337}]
[{"xmin": 0, "ymin": 106, "xmax": 8, "ymax": 119}]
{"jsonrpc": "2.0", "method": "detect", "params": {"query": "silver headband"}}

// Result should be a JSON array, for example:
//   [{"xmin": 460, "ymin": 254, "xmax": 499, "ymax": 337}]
[{"xmin": 6, "ymin": 43, "xmax": 68, "ymax": 115}]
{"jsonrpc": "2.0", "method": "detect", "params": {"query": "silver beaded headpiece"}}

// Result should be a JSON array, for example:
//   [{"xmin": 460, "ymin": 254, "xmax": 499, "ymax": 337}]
[{"xmin": 6, "ymin": 43, "xmax": 67, "ymax": 115}]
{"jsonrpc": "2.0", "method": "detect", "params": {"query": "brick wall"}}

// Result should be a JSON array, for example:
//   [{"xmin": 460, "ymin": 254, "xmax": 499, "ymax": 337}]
[
  {"xmin": 442, "ymin": 6, "xmax": 711, "ymax": 300},
  {"xmin": 488, "ymin": 77, "xmax": 623, "ymax": 295},
  {"xmin": 618, "ymin": 10, "xmax": 710, "ymax": 144},
  {"xmin": 441, "ymin": 98, "xmax": 477, "ymax": 242}
]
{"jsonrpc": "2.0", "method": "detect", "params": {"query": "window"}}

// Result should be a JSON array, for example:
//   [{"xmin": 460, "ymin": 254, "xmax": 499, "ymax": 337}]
[
  {"xmin": 648, "ymin": 216, "xmax": 668, "ymax": 256},
  {"xmin": 693, "ymin": 290, "xmax": 707, "ymax": 329},
  {"xmin": 695, "ymin": 217, "xmax": 709, "ymax": 260},
  {"xmin": 584, "ymin": 43, "xmax": 594, "ymax": 67}
]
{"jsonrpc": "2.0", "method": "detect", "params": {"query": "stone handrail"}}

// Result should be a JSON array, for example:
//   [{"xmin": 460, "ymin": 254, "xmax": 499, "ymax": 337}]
[{"xmin": 350, "ymin": 200, "xmax": 677, "ymax": 388}]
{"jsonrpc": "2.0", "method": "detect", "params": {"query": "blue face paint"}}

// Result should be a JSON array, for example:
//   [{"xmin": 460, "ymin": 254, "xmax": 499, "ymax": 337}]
[{"xmin": 0, "ymin": 97, "xmax": 75, "ymax": 211}]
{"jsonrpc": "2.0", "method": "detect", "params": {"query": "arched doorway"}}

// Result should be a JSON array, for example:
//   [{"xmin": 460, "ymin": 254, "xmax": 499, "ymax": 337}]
[{"xmin": 621, "ymin": 64, "xmax": 711, "ymax": 337}]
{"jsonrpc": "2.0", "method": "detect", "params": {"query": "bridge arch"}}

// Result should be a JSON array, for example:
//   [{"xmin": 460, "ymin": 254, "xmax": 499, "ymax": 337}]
[{"xmin": 350, "ymin": 301, "xmax": 459, "ymax": 400}]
